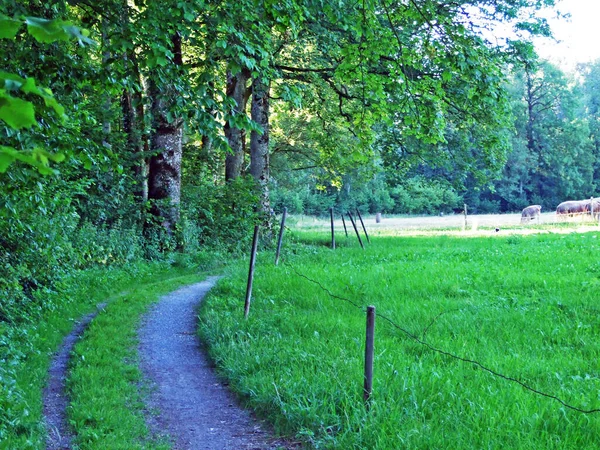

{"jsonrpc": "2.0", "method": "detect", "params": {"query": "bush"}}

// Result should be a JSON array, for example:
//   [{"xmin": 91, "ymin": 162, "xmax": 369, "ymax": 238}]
[
  {"xmin": 181, "ymin": 176, "xmax": 260, "ymax": 252},
  {"xmin": 390, "ymin": 178, "xmax": 462, "ymax": 214}
]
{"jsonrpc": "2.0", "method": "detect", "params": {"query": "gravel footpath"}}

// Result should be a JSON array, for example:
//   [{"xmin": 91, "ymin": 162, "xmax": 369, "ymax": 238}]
[{"xmin": 139, "ymin": 277, "xmax": 293, "ymax": 449}]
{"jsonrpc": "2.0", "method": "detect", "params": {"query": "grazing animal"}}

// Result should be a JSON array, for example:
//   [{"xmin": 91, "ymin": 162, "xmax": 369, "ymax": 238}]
[
  {"xmin": 556, "ymin": 200, "xmax": 590, "ymax": 220},
  {"xmin": 590, "ymin": 198, "xmax": 600, "ymax": 220},
  {"xmin": 520, "ymin": 205, "xmax": 542, "ymax": 224}
]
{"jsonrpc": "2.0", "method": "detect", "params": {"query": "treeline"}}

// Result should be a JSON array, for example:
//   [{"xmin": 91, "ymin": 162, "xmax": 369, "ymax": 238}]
[
  {"xmin": 1, "ymin": 0, "xmax": 557, "ymax": 322},
  {"xmin": 275, "ymin": 58, "xmax": 600, "ymax": 216}
]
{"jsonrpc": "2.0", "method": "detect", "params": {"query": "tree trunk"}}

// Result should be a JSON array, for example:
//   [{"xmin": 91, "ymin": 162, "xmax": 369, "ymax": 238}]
[
  {"xmin": 121, "ymin": 53, "xmax": 148, "ymax": 201},
  {"xmin": 525, "ymin": 67, "xmax": 536, "ymax": 155},
  {"xmin": 119, "ymin": 1, "xmax": 148, "ymax": 201},
  {"xmin": 250, "ymin": 77, "xmax": 271, "ymax": 227},
  {"xmin": 147, "ymin": 33, "xmax": 184, "ymax": 232},
  {"xmin": 225, "ymin": 67, "xmax": 251, "ymax": 181},
  {"xmin": 101, "ymin": 19, "xmax": 111, "ymax": 149}
]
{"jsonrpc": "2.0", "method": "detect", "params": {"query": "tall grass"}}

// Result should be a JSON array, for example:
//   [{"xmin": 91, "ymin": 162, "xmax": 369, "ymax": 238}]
[{"xmin": 199, "ymin": 231, "xmax": 600, "ymax": 449}]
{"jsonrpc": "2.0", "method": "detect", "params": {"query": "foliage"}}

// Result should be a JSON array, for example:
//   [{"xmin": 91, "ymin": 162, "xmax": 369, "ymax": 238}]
[
  {"xmin": 0, "ymin": 13, "xmax": 92, "ymax": 173},
  {"xmin": 389, "ymin": 177, "xmax": 462, "ymax": 214},
  {"xmin": 181, "ymin": 174, "xmax": 260, "ymax": 251}
]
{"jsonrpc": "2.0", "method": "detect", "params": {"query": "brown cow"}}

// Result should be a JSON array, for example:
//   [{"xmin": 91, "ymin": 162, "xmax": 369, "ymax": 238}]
[{"xmin": 520, "ymin": 205, "xmax": 541, "ymax": 224}]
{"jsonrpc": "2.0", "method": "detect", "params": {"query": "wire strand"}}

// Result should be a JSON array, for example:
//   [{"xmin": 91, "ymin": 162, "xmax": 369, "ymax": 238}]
[{"xmin": 284, "ymin": 263, "xmax": 600, "ymax": 414}]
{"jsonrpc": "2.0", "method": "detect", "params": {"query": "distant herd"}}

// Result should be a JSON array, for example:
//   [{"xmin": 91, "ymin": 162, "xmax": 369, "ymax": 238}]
[{"xmin": 520, "ymin": 198, "xmax": 600, "ymax": 224}]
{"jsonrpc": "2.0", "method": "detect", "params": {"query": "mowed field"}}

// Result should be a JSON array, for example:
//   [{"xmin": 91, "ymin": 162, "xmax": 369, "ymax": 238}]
[
  {"xmin": 199, "ymin": 220, "xmax": 600, "ymax": 449},
  {"xmin": 291, "ymin": 211, "xmax": 600, "ymax": 236}
]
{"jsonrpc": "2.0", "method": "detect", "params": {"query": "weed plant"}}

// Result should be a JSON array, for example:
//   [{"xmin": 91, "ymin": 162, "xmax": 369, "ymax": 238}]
[{"xmin": 199, "ymin": 231, "xmax": 600, "ymax": 449}]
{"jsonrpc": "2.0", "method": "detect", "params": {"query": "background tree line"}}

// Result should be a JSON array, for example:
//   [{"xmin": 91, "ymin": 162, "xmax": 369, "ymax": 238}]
[
  {"xmin": 277, "ymin": 56, "xmax": 600, "ymax": 216},
  {"xmin": 1, "ymin": 0, "xmax": 557, "ymax": 323}
]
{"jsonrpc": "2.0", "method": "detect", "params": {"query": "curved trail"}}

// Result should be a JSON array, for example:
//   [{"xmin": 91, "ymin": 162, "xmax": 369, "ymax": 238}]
[
  {"xmin": 139, "ymin": 277, "xmax": 291, "ymax": 449},
  {"xmin": 43, "ymin": 303, "xmax": 106, "ymax": 450}
]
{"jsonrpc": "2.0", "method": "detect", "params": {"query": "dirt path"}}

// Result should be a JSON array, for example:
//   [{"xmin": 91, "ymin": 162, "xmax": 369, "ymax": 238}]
[
  {"xmin": 43, "ymin": 303, "xmax": 106, "ymax": 450},
  {"xmin": 138, "ymin": 277, "xmax": 292, "ymax": 450}
]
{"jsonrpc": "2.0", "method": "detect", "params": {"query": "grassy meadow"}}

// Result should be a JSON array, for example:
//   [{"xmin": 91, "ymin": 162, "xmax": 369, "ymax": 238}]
[{"xmin": 199, "ymin": 228, "xmax": 600, "ymax": 449}]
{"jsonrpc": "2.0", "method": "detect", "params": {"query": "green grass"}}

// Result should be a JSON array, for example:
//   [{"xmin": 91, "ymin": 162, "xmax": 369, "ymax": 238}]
[
  {"xmin": 199, "ymin": 231, "xmax": 600, "ymax": 449},
  {"xmin": 0, "ymin": 251, "xmax": 223, "ymax": 450},
  {"xmin": 67, "ymin": 271, "xmax": 207, "ymax": 450},
  {"xmin": 0, "ymin": 262, "xmax": 196, "ymax": 449}
]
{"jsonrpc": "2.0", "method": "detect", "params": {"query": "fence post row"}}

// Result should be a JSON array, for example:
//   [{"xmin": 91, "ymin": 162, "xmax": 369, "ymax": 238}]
[
  {"xmin": 244, "ymin": 225, "xmax": 260, "ymax": 319},
  {"xmin": 364, "ymin": 305, "xmax": 376, "ymax": 408},
  {"xmin": 347, "ymin": 212, "xmax": 365, "ymax": 249},
  {"xmin": 330, "ymin": 207, "xmax": 335, "ymax": 250},
  {"xmin": 275, "ymin": 207, "xmax": 287, "ymax": 265},
  {"xmin": 355, "ymin": 208, "xmax": 370, "ymax": 244}
]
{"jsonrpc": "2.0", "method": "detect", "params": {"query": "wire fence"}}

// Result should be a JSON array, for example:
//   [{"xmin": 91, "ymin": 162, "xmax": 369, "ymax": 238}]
[{"xmin": 278, "ymin": 249, "xmax": 600, "ymax": 415}]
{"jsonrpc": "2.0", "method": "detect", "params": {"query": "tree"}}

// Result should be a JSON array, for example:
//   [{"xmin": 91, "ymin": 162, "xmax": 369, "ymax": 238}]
[{"xmin": 516, "ymin": 60, "xmax": 594, "ymax": 206}]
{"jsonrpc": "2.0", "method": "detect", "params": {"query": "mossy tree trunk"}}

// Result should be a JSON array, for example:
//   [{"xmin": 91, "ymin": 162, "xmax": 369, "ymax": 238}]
[
  {"xmin": 225, "ymin": 67, "xmax": 251, "ymax": 181},
  {"xmin": 147, "ymin": 33, "xmax": 184, "ymax": 233},
  {"xmin": 250, "ymin": 77, "xmax": 271, "ymax": 229}
]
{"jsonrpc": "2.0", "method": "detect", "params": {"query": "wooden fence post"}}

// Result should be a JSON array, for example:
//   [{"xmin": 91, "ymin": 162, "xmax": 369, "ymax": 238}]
[
  {"xmin": 244, "ymin": 225, "xmax": 260, "ymax": 319},
  {"xmin": 347, "ymin": 212, "xmax": 364, "ymax": 249},
  {"xmin": 356, "ymin": 208, "xmax": 370, "ymax": 243},
  {"xmin": 330, "ymin": 207, "xmax": 335, "ymax": 249},
  {"xmin": 274, "ymin": 208, "xmax": 287, "ymax": 265},
  {"xmin": 463, "ymin": 203, "xmax": 468, "ymax": 230},
  {"xmin": 341, "ymin": 213, "xmax": 349, "ymax": 237},
  {"xmin": 364, "ymin": 305, "xmax": 376, "ymax": 408}
]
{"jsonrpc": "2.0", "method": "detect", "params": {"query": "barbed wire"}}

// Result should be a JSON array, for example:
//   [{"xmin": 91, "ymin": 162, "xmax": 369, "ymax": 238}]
[{"xmin": 283, "ymin": 263, "xmax": 600, "ymax": 414}]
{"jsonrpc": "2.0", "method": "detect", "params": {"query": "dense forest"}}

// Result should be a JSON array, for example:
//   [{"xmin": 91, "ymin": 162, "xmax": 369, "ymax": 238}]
[{"xmin": 2, "ymin": 0, "xmax": 588, "ymax": 325}]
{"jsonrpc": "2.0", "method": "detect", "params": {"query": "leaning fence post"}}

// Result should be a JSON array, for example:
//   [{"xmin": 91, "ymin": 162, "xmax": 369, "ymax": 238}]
[
  {"xmin": 348, "ymin": 212, "xmax": 364, "ymax": 249},
  {"xmin": 330, "ymin": 207, "xmax": 336, "ymax": 250},
  {"xmin": 364, "ymin": 305, "xmax": 376, "ymax": 408},
  {"xmin": 244, "ymin": 225, "xmax": 260, "ymax": 319},
  {"xmin": 341, "ymin": 213, "xmax": 349, "ymax": 237},
  {"xmin": 356, "ymin": 208, "xmax": 370, "ymax": 244},
  {"xmin": 274, "ymin": 208, "xmax": 287, "ymax": 265}
]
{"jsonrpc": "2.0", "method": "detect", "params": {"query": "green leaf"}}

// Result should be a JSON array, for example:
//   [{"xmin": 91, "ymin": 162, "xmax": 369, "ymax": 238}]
[
  {"xmin": 0, "ymin": 15, "xmax": 22, "ymax": 39},
  {"xmin": 0, "ymin": 93, "xmax": 36, "ymax": 129},
  {"xmin": 20, "ymin": 77, "xmax": 42, "ymax": 95},
  {"xmin": 25, "ymin": 17, "xmax": 69, "ymax": 43},
  {"xmin": 0, "ymin": 71, "xmax": 26, "ymax": 90},
  {"xmin": 0, "ymin": 146, "xmax": 17, "ymax": 172},
  {"xmin": 43, "ymin": 95, "xmax": 65, "ymax": 118},
  {"xmin": 33, "ymin": 147, "xmax": 65, "ymax": 164}
]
